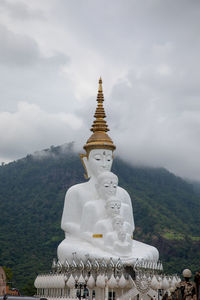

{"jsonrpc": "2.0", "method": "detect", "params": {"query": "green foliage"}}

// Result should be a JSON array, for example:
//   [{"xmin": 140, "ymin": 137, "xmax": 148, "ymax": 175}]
[
  {"xmin": 3, "ymin": 266, "xmax": 13, "ymax": 283},
  {"xmin": 162, "ymin": 232, "xmax": 184, "ymax": 240},
  {"xmin": 21, "ymin": 280, "xmax": 36, "ymax": 296},
  {"xmin": 0, "ymin": 143, "xmax": 200, "ymax": 292}
]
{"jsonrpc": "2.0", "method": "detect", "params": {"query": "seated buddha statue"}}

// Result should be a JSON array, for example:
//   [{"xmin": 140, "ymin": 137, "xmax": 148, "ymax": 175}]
[
  {"xmin": 84, "ymin": 171, "xmax": 133, "ymax": 253},
  {"xmin": 79, "ymin": 171, "xmax": 120, "ymax": 238},
  {"xmin": 57, "ymin": 78, "xmax": 159, "ymax": 264},
  {"xmin": 103, "ymin": 215, "xmax": 132, "ymax": 256}
]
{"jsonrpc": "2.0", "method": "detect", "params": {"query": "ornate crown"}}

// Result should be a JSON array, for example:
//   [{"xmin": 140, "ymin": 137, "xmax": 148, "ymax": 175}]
[{"xmin": 83, "ymin": 78, "xmax": 116, "ymax": 154}]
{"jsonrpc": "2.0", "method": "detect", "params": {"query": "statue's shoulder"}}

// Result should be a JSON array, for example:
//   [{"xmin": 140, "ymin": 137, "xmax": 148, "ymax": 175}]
[
  {"xmin": 117, "ymin": 186, "xmax": 130, "ymax": 197},
  {"xmin": 116, "ymin": 186, "xmax": 131, "ymax": 204},
  {"xmin": 65, "ymin": 182, "xmax": 89, "ymax": 197}
]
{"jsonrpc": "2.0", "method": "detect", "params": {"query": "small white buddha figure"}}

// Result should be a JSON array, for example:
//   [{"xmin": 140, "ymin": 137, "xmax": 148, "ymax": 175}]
[
  {"xmin": 57, "ymin": 78, "xmax": 159, "ymax": 264},
  {"xmin": 80, "ymin": 172, "xmax": 120, "ymax": 241},
  {"xmin": 95, "ymin": 171, "xmax": 133, "ymax": 236},
  {"xmin": 80, "ymin": 171, "xmax": 130, "ymax": 254},
  {"xmin": 91, "ymin": 195, "xmax": 121, "ymax": 244},
  {"xmin": 104, "ymin": 215, "xmax": 132, "ymax": 255},
  {"xmin": 112, "ymin": 215, "xmax": 125, "ymax": 239},
  {"xmin": 105, "ymin": 196, "xmax": 121, "ymax": 217},
  {"xmin": 95, "ymin": 171, "xmax": 118, "ymax": 200}
]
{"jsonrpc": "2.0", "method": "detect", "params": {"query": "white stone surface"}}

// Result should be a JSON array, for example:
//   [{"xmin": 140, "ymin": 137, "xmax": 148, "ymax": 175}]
[{"xmin": 57, "ymin": 149, "xmax": 159, "ymax": 263}]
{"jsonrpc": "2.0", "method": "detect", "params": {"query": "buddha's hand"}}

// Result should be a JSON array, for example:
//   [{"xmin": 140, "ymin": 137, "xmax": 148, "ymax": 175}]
[{"xmin": 118, "ymin": 230, "xmax": 126, "ymax": 242}]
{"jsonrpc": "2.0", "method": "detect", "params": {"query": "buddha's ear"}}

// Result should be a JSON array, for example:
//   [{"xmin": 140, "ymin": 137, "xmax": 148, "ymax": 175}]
[{"xmin": 80, "ymin": 153, "xmax": 91, "ymax": 179}]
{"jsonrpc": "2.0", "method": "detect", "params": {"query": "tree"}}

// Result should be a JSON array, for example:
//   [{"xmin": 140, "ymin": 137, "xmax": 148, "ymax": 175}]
[
  {"xmin": 21, "ymin": 280, "xmax": 36, "ymax": 296},
  {"xmin": 3, "ymin": 266, "xmax": 13, "ymax": 284}
]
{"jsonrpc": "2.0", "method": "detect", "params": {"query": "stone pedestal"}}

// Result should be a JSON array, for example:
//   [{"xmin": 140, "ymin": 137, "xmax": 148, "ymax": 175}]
[{"xmin": 34, "ymin": 257, "xmax": 180, "ymax": 300}]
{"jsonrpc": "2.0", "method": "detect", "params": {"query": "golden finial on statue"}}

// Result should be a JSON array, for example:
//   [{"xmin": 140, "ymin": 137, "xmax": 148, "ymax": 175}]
[
  {"xmin": 98, "ymin": 77, "xmax": 103, "ymax": 92},
  {"xmin": 83, "ymin": 78, "xmax": 116, "ymax": 154}
]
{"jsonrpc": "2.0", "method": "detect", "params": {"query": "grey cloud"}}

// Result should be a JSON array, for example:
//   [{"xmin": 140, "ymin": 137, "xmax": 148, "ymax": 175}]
[
  {"xmin": 0, "ymin": 102, "xmax": 83, "ymax": 162},
  {"xmin": 0, "ymin": 0, "xmax": 44, "ymax": 20},
  {"xmin": 0, "ymin": 24, "xmax": 40, "ymax": 66},
  {"xmin": 54, "ymin": 0, "xmax": 200, "ymax": 64},
  {"xmin": 106, "ymin": 74, "xmax": 200, "ymax": 181},
  {"xmin": 0, "ymin": 24, "xmax": 69, "ymax": 67},
  {"xmin": 0, "ymin": 0, "xmax": 200, "ymax": 182},
  {"xmin": 0, "ymin": 24, "xmax": 71, "ymax": 112}
]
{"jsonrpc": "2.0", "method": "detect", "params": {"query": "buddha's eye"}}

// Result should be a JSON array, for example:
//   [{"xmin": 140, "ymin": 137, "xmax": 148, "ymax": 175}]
[
  {"xmin": 107, "ymin": 155, "xmax": 112, "ymax": 161},
  {"xmin": 94, "ymin": 155, "xmax": 101, "ymax": 161},
  {"xmin": 104, "ymin": 184, "xmax": 109, "ymax": 188},
  {"xmin": 113, "ymin": 185, "xmax": 117, "ymax": 188}
]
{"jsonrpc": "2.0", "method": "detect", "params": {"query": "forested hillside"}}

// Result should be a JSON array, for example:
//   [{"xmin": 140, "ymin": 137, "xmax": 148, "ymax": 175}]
[{"xmin": 0, "ymin": 143, "xmax": 200, "ymax": 293}]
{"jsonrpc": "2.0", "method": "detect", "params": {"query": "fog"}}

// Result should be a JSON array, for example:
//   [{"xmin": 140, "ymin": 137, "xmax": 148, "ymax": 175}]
[{"xmin": 0, "ymin": 0, "xmax": 200, "ymax": 180}]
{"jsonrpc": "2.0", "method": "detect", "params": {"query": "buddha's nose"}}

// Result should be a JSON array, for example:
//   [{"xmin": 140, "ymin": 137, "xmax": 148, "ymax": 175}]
[{"xmin": 102, "ymin": 158, "xmax": 106, "ymax": 167}]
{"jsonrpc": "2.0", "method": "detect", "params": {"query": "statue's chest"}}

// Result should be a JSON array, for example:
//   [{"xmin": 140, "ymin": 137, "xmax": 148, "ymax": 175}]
[{"xmin": 78, "ymin": 186, "xmax": 98, "ymax": 207}]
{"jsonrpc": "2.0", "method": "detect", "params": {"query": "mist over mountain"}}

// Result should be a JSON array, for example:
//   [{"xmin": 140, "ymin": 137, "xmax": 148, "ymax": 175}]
[{"xmin": 0, "ymin": 143, "xmax": 200, "ymax": 293}]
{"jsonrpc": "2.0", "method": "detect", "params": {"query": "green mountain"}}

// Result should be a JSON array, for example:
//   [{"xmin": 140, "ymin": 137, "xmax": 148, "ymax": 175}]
[{"xmin": 0, "ymin": 143, "xmax": 200, "ymax": 293}]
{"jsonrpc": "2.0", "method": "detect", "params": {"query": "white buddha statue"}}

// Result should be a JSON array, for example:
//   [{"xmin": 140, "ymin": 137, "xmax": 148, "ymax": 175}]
[
  {"xmin": 103, "ymin": 215, "xmax": 132, "ymax": 256},
  {"xmin": 91, "ymin": 171, "xmax": 132, "ymax": 244},
  {"xmin": 57, "ymin": 78, "xmax": 159, "ymax": 264},
  {"xmin": 80, "ymin": 171, "xmax": 121, "ymax": 242},
  {"xmin": 80, "ymin": 171, "xmax": 119, "ymax": 237}
]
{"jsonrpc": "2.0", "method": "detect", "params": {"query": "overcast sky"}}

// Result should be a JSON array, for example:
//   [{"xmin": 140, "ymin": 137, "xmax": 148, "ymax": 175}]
[{"xmin": 0, "ymin": 0, "xmax": 200, "ymax": 181}]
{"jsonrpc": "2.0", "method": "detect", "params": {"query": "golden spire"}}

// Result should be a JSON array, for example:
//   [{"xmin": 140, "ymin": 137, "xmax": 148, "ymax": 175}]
[
  {"xmin": 98, "ymin": 76, "xmax": 103, "ymax": 92},
  {"xmin": 90, "ymin": 77, "xmax": 109, "ymax": 133},
  {"xmin": 83, "ymin": 78, "xmax": 116, "ymax": 154}
]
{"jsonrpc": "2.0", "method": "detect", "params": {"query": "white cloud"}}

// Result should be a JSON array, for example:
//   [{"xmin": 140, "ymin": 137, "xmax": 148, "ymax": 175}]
[
  {"xmin": 0, "ymin": 0, "xmax": 200, "ymax": 181},
  {"xmin": 107, "ymin": 72, "xmax": 200, "ymax": 180},
  {"xmin": 0, "ymin": 102, "xmax": 83, "ymax": 162}
]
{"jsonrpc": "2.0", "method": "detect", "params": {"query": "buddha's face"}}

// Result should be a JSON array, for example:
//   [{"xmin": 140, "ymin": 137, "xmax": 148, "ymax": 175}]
[
  {"xmin": 106, "ymin": 198, "xmax": 121, "ymax": 217},
  {"xmin": 96, "ymin": 172, "xmax": 118, "ymax": 200},
  {"xmin": 113, "ymin": 220, "xmax": 123, "ymax": 231},
  {"xmin": 112, "ymin": 217, "xmax": 123, "ymax": 231},
  {"xmin": 87, "ymin": 149, "xmax": 113, "ymax": 178}
]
